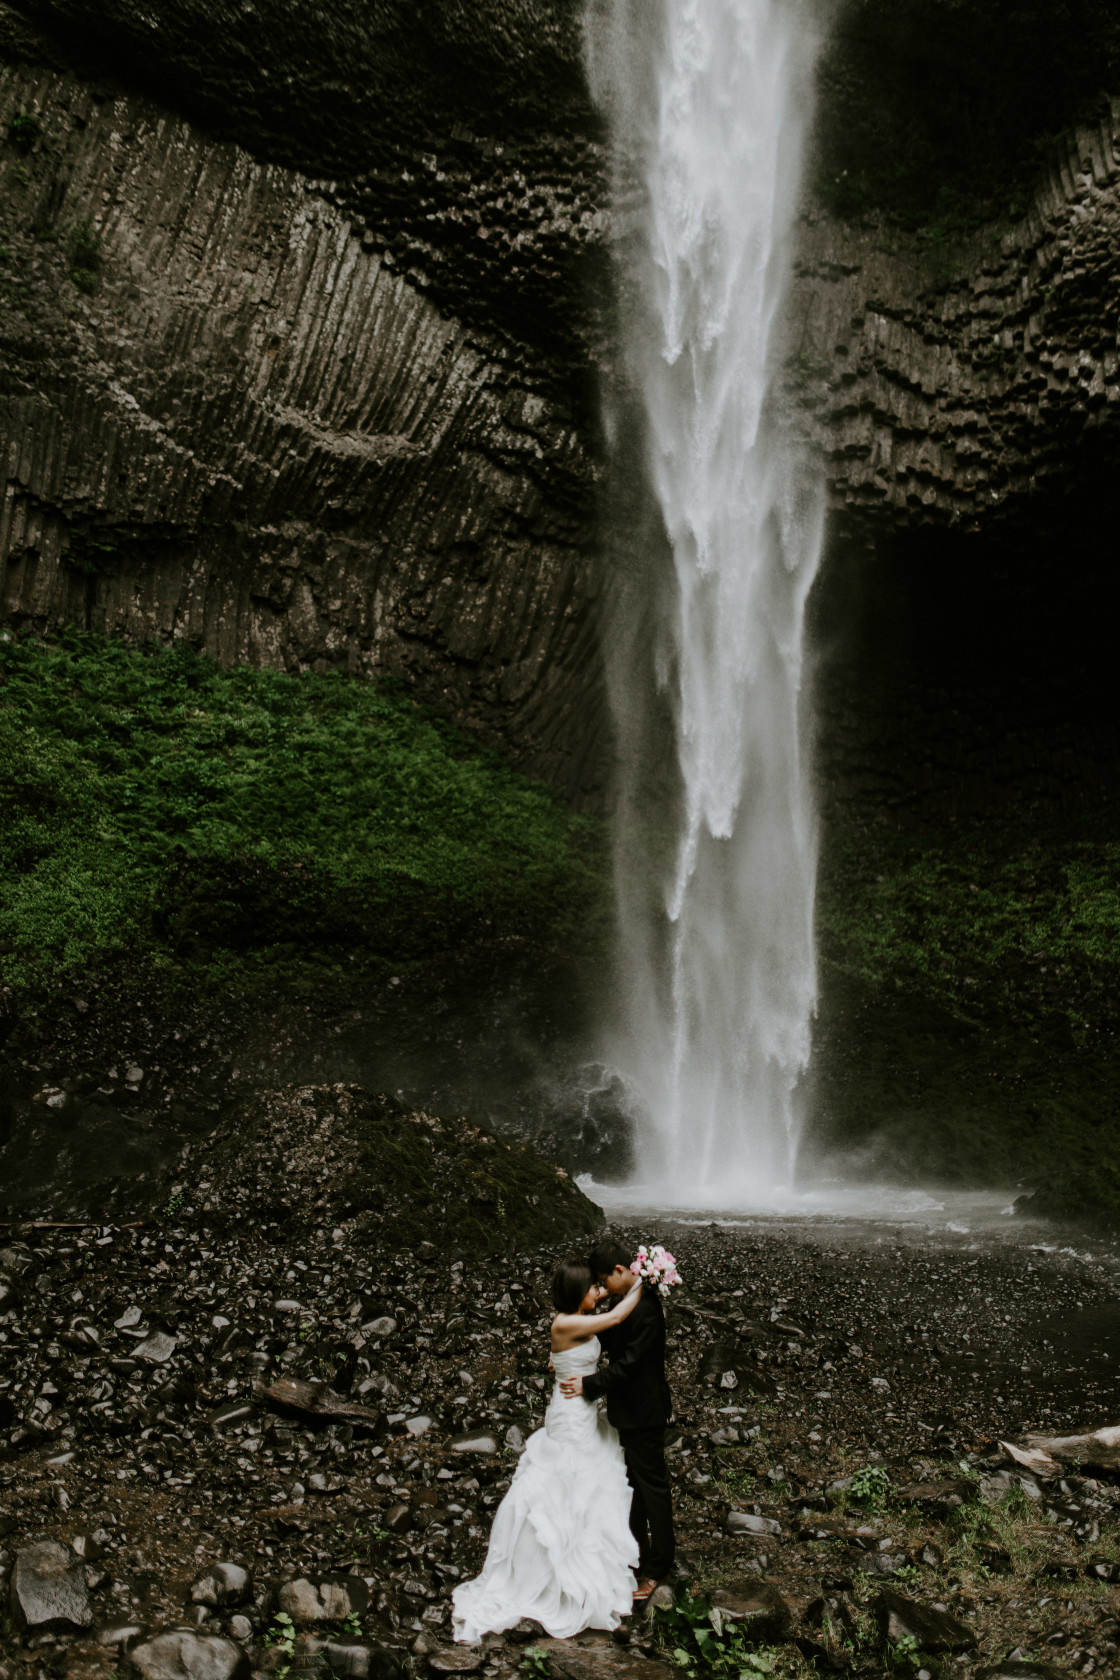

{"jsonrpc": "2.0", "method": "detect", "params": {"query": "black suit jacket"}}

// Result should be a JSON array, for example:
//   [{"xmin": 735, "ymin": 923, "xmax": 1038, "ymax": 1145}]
[{"xmin": 582, "ymin": 1287, "xmax": 673, "ymax": 1431}]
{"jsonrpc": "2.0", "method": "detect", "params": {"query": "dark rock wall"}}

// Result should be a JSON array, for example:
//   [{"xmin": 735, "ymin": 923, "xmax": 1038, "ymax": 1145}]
[
  {"xmin": 3, "ymin": 0, "xmax": 1120, "ymax": 801},
  {"xmin": 0, "ymin": 59, "xmax": 605, "ymax": 790},
  {"xmin": 785, "ymin": 100, "xmax": 1120, "ymax": 529},
  {"xmin": 2, "ymin": 0, "xmax": 609, "ymax": 385}
]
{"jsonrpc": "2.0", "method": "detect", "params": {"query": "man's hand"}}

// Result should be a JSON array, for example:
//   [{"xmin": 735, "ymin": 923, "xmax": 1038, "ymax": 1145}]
[{"xmin": 559, "ymin": 1375, "xmax": 584, "ymax": 1398}]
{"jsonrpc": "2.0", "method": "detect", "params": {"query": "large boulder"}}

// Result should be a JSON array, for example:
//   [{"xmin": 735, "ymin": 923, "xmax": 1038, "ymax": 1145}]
[
  {"xmin": 10, "ymin": 1541, "xmax": 92, "ymax": 1632},
  {"xmin": 128, "ymin": 1629, "xmax": 250, "ymax": 1680}
]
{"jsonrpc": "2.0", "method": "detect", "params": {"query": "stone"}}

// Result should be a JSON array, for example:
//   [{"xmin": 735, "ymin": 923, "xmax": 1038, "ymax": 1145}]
[
  {"xmin": 319, "ymin": 1646, "xmax": 385, "ymax": 1680},
  {"xmin": 407, "ymin": 1417, "xmax": 435, "ymax": 1437},
  {"xmin": 366, "ymin": 1318, "xmax": 398, "ymax": 1338},
  {"xmin": 278, "ymin": 1577, "xmax": 370, "ymax": 1625},
  {"xmin": 854, "ymin": 1552, "xmax": 908, "ymax": 1578},
  {"xmin": 210, "ymin": 1403, "xmax": 255, "ymax": 1431},
  {"xmin": 10, "ymin": 1541, "xmax": 93, "ymax": 1631},
  {"xmin": 503, "ymin": 1622, "xmax": 544, "ymax": 1645},
  {"xmin": 277, "ymin": 1579, "xmax": 325, "ymax": 1624},
  {"xmin": 874, "ymin": 1592, "xmax": 977, "ymax": 1653},
  {"xmin": 710, "ymin": 1582, "xmax": 791, "ymax": 1642},
  {"xmin": 450, "ymin": 1431, "xmax": 498, "ymax": 1453},
  {"xmin": 129, "ymin": 1630, "xmax": 251, "ymax": 1680},
  {"xmin": 190, "ymin": 1563, "xmax": 252, "ymax": 1609},
  {"xmin": 894, "ymin": 1479, "xmax": 972, "ymax": 1516},
  {"xmin": 536, "ymin": 1641, "xmax": 676, "ymax": 1680},
  {"xmin": 135, "ymin": 1331, "xmax": 177, "ymax": 1364},
  {"xmin": 427, "ymin": 1651, "xmax": 484, "ymax": 1674},
  {"xmin": 70, "ymin": 1532, "xmax": 104, "ymax": 1561},
  {"xmin": 308, "ymin": 1473, "xmax": 346, "ymax": 1494},
  {"xmin": 228, "ymin": 1617, "xmax": 252, "ymax": 1644},
  {"xmin": 976, "ymin": 1667, "xmax": 1068, "ymax": 1680},
  {"xmin": 505, "ymin": 1425, "xmax": 526, "ymax": 1453},
  {"xmin": 99, "ymin": 1623, "xmax": 149, "ymax": 1650},
  {"xmin": 725, "ymin": 1511, "xmax": 781, "ymax": 1537},
  {"xmin": 1088, "ymin": 1558, "xmax": 1120, "ymax": 1583}
]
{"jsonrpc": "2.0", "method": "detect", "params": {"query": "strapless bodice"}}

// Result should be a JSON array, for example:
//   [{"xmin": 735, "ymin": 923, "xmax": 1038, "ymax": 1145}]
[{"xmin": 551, "ymin": 1335, "xmax": 600, "ymax": 1379}]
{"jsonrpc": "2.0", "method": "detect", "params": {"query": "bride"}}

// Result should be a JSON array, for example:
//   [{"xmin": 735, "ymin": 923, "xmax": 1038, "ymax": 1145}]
[{"xmin": 451, "ymin": 1261, "xmax": 644, "ymax": 1643}]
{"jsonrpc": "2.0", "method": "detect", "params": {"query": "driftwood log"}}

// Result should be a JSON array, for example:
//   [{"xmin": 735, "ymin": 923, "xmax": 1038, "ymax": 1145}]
[{"xmin": 254, "ymin": 1375, "xmax": 385, "ymax": 1430}]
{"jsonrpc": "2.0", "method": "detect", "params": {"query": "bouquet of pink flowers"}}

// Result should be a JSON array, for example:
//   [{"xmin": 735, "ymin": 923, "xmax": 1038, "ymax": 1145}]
[{"xmin": 631, "ymin": 1244, "xmax": 682, "ymax": 1299}]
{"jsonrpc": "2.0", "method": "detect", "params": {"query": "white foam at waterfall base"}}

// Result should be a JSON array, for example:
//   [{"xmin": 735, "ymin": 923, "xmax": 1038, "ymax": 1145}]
[{"xmin": 587, "ymin": 0, "xmax": 826, "ymax": 1202}]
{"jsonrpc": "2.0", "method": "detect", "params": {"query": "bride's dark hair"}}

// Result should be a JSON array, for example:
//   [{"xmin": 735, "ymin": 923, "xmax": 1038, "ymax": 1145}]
[{"xmin": 551, "ymin": 1261, "xmax": 594, "ymax": 1313}]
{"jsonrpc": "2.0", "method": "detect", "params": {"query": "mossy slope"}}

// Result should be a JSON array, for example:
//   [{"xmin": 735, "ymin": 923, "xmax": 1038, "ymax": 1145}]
[
  {"xmin": 0, "ymin": 629, "xmax": 605, "ymax": 1010},
  {"xmin": 813, "ymin": 822, "xmax": 1120, "ymax": 1222}
]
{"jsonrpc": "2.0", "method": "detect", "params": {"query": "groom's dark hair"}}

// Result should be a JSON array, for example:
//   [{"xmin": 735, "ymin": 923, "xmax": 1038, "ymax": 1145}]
[{"xmin": 589, "ymin": 1239, "xmax": 632, "ymax": 1278}]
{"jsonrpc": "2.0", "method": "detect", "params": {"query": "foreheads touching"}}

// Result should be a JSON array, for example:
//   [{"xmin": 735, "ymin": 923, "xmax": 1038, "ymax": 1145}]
[
  {"xmin": 588, "ymin": 1240, "xmax": 636, "ymax": 1295},
  {"xmin": 551, "ymin": 1261, "xmax": 602, "ymax": 1314}
]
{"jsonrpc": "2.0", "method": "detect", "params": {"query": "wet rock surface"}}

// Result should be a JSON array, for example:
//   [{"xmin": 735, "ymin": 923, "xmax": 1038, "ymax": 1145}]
[{"xmin": 3, "ymin": 1114, "xmax": 1120, "ymax": 1679}]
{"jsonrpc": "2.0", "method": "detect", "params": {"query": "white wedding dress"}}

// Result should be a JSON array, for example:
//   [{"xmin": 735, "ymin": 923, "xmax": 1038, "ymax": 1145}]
[{"xmin": 451, "ymin": 1336, "xmax": 638, "ymax": 1642}]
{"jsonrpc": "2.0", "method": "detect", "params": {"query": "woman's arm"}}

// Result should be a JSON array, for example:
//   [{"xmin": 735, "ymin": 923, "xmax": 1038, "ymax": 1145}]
[{"xmin": 593, "ymin": 1279, "xmax": 643, "ymax": 1331}]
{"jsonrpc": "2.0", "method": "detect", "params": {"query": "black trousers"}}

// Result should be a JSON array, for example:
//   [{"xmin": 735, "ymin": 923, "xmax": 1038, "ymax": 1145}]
[{"xmin": 618, "ymin": 1425, "xmax": 675, "ymax": 1579}]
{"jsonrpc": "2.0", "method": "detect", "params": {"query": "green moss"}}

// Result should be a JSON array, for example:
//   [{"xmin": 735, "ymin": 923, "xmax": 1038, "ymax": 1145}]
[
  {"xmin": 819, "ymin": 830, "xmax": 1120, "ymax": 1039},
  {"xmin": 6, "ymin": 111, "xmax": 42, "ymax": 154},
  {"xmin": 814, "ymin": 820, "xmax": 1120, "ymax": 1212},
  {"xmin": 0, "ymin": 628, "xmax": 606, "ymax": 1009}
]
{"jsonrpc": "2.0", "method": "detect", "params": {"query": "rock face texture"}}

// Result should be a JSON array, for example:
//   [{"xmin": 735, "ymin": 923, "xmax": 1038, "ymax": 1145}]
[
  {"xmin": 785, "ymin": 100, "xmax": 1120, "ymax": 528},
  {"xmin": 0, "ymin": 54, "xmax": 603, "ymax": 790},
  {"xmin": 2, "ymin": 0, "xmax": 1120, "ymax": 791}
]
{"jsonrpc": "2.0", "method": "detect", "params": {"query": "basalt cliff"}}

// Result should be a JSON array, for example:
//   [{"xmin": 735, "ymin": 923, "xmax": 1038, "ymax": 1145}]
[{"xmin": 2, "ymin": 0, "xmax": 1119, "ymax": 793}]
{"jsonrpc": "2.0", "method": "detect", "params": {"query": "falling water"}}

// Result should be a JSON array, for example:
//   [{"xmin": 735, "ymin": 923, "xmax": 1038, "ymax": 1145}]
[{"xmin": 587, "ymin": 0, "xmax": 826, "ymax": 1202}]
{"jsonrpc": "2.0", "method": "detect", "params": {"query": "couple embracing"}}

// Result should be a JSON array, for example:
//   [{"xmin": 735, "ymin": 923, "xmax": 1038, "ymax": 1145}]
[{"xmin": 452, "ymin": 1239, "xmax": 677, "ymax": 1644}]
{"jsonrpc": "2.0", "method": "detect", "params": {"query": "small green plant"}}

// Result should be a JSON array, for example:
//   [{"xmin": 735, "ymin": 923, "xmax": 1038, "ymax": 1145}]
[
  {"xmin": 163, "ymin": 1191, "xmax": 184, "ymax": 1219},
  {"xmin": 342, "ymin": 1611, "xmax": 362, "ymax": 1638},
  {"xmin": 520, "ymin": 1647, "xmax": 551, "ymax": 1679},
  {"xmin": 652, "ymin": 1588, "xmax": 777, "ymax": 1678},
  {"xmin": 885, "ymin": 1632, "xmax": 922, "ymax": 1672},
  {"xmin": 265, "ymin": 1612, "xmax": 296, "ymax": 1655},
  {"xmin": 848, "ymin": 1465, "xmax": 890, "ymax": 1510},
  {"xmin": 7, "ymin": 111, "xmax": 42, "ymax": 154}
]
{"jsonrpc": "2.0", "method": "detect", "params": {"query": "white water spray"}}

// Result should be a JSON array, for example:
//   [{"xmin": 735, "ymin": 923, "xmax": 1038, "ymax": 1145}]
[{"xmin": 587, "ymin": 0, "xmax": 826, "ymax": 1202}]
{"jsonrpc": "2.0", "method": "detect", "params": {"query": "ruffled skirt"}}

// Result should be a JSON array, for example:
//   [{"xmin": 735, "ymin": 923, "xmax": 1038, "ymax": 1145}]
[{"xmin": 451, "ymin": 1390, "xmax": 638, "ymax": 1642}]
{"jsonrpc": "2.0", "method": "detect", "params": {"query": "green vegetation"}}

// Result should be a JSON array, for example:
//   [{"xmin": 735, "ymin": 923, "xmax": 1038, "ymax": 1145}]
[
  {"xmin": 815, "ymin": 818, "xmax": 1120, "ymax": 1222},
  {"xmin": 6, "ymin": 111, "xmax": 42, "ymax": 155},
  {"xmin": 820, "ymin": 829, "xmax": 1120, "ymax": 1042},
  {"xmin": 651, "ymin": 1588, "xmax": 780, "ymax": 1679},
  {"xmin": 846, "ymin": 1464, "xmax": 891, "ymax": 1511},
  {"xmin": 0, "ymin": 628, "xmax": 604, "ymax": 1008}
]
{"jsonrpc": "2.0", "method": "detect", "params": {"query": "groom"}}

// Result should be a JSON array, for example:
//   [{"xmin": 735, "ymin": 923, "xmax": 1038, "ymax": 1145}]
[{"xmin": 559, "ymin": 1238, "xmax": 675, "ymax": 1603}]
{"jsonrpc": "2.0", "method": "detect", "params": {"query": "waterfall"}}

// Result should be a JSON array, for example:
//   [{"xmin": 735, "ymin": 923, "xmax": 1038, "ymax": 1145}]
[{"xmin": 587, "ymin": 0, "xmax": 826, "ymax": 1202}]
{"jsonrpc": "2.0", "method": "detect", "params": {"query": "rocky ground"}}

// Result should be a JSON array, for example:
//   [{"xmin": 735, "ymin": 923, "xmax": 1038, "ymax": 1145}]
[{"xmin": 3, "ymin": 1086, "xmax": 1120, "ymax": 1680}]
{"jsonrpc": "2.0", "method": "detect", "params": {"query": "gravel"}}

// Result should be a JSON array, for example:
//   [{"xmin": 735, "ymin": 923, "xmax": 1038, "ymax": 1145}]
[{"xmin": 3, "ymin": 1084, "xmax": 1120, "ymax": 1680}]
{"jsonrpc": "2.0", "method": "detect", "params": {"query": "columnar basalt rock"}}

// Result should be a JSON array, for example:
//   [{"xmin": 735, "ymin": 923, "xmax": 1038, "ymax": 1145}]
[
  {"xmin": 784, "ymin": 102, "xmax": 1120, "ymax": 529},
  {"xmin": 0, "ymin": 62, "xmax": 604, "ymax": 790},
  {"xmin": 3, "ymin": 1, "xmax": 1120, "ymax": 794}
]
